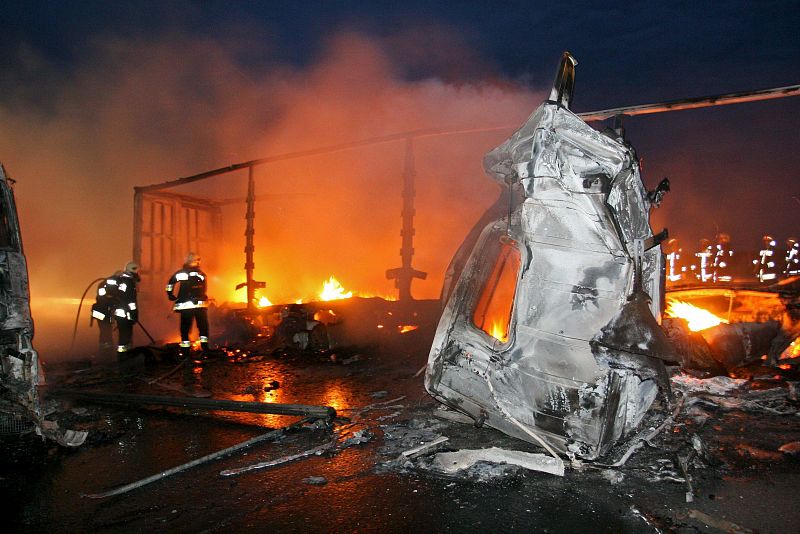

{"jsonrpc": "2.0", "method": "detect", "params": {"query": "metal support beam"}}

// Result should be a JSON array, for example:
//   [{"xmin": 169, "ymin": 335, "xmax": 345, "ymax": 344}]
[
  {"xmin": 578, "ymin": 84, "xmax": 800, "ymax": 122},
  {"xmin": 386, "ymin": 137, "xmax": 427, "ymax": 301},
  {"xmin": 51, "ymin": 389, "xmax": 336, "ymax": 420}
]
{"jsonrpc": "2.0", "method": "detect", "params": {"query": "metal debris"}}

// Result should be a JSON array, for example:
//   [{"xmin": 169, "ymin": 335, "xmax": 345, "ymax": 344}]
[
  {"xmin": 425, "ymin": 53, "xmax": 671, "ymax": 460},
  {"xmin": 219, "ymin": 439, "xmax": 335, "ymax": 478},
  {"xmin": 432, "ymin": 447, "xmax": 565, "ymax": 477},
  {"xmin": 86, "ymin": 418, "xmax": 314, "ymax": 498},
  {"xmin": 778, "ymin": 441, "xmax": 800, "ymax": 455},
  {"xmin": 399, "ymin": 436, "xmax": 449, "ymax": 460},
  {"xmin": 341, "ymin": 429, "xmax": 374, "ymax": 448}
]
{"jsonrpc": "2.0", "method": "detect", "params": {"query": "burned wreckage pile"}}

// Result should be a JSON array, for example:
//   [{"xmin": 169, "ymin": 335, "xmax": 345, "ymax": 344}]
[
  {"xmin": 424, "ymin": 52, "xmax": 800, "ymax": 469},
  {"xmin": 426, "ymin": 52, "xmax": 674, "ymax": 462}
]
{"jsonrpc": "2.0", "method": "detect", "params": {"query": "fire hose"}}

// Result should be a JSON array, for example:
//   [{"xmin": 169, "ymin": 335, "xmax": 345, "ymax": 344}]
[{"xmin": 70, "ymin": 278, "xmax": 156, "ymax": 350}]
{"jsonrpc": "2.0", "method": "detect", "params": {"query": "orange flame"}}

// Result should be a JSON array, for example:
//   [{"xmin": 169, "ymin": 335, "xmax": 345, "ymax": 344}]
[
  {"xmin": 398, "ymin": 325, "xmax": 419, "ymax": 334},
  {"xmin": 489, "ymin": 318, "xmax": 509, "ymax": 343},
  {"xmin": 257, "ymin": 296, "xmax": 272, "ymax": 307},
  {"xmin": 665, "ymin": 299, "xmax": 728, "ymax": 331},
  {"xmin": 319, "ymin": 276, "xmax": 353, "ymax": 301}
]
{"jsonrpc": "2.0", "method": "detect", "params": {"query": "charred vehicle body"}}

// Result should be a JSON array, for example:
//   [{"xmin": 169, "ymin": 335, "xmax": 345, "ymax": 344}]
[
  {"xmin": 0, "ymin": 163, "xmax": 84, "ymax": 445},
  {"xmin": 0, "ymin": 164, "xmax": 43, "ymax": 433},
  {"xmin": 425, "ymin": 53, "xmax": 675, "ymax": 460}
]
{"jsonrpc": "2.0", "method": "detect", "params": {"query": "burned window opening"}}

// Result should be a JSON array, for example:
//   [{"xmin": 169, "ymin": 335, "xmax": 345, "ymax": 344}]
[{"xmin": 472, "ymin": 238, "xmax": 521, "ymax": 344}]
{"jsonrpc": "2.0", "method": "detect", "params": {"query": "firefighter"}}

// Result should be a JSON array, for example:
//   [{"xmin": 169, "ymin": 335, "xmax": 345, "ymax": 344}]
[
  {"xmin": 785, "ymin": 238, "xmax": 800, "ymax": 277},
  {"xmin": 166, "ymin": 252, "xmax": 210, "ymax": 353},
  {"xmin": 663, "ymin": 238, "xmax": 685, "ymax": 284},
  {"xmin": 754, "ymin": 235, "xmax": 779, "ymax": 283},
  {"xmin": 90, "ymin": 262, "xmax": 140, "ymax": 354},
  {"xmin": 693, "ymin": 238, "xmax": 714, "ymax": 283},
  {"xmin": 713, "ymin": 232, "xmax": 734, "ymax": 283}
]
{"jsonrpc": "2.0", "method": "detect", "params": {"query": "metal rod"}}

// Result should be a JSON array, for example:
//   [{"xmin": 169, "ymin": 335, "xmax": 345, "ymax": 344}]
[
  {"xmin": 51, "ymin": 390, "xmax": 336, "ymax": 419},
  {"xmin": 578, "ymin": 84, "xmax": 800, "ymax": 122},
  {"xmin": 84, "ymin": 418, "xmax": 313, "ymax": 498},
  {"xmin": 134, "ymin": 126, "xmax": 513, "ymax": 193},
  {"xmin": 132, "ymin": 84, "xmax": 799, "ymax": 192}
]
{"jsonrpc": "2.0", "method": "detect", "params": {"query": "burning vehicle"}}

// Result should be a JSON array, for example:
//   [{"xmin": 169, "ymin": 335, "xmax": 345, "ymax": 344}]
[{"xmin": 425, "ymin": 53, "xmax": 675, "ymax": 460}]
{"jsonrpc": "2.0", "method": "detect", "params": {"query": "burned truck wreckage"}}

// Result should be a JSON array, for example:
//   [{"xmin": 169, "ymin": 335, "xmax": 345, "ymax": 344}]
[
  {"xmin": 425, "ymin": 53, "xmax": 676, "ymax": 460},
  {"xmin": 0, "ymin": 165, "xmax": 85, "ymax": 446}
]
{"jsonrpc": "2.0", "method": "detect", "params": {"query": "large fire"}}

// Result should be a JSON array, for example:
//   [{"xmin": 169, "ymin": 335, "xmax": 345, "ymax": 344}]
[
  {"xmin": 319, "ymin": 276, "xmax": 353, "ymax": 301},
  {"xmin": 665, "ymin": 299, "xmax": 728, "ymax": 331}
]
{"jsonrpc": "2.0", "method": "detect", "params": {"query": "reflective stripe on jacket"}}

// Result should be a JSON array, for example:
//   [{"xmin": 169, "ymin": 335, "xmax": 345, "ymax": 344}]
[{"xmin": 166, "ymin": 266, "xmax": 209, "ymax": 311}]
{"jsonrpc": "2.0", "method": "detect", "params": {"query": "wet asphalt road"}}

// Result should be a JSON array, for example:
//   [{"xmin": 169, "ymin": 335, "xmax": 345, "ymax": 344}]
[{"xmin": 4, "ymin": 329, "xmax": 800, "ymax": 533}]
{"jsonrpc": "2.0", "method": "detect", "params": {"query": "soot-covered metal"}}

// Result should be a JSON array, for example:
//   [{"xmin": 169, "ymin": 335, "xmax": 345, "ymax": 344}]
[{"xmin": 425, "ymin": 53, "xmax": 673, "ymax": 460}]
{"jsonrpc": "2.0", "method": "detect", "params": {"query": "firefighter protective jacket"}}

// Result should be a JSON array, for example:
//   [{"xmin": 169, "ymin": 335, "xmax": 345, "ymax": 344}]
[
  {"xmin": 91, "ymin": 272, "xmax": 139, "ymax": 322},
  {"xmin": 166, "ymin": 265, "xmax": 208, "ymax": 311}
]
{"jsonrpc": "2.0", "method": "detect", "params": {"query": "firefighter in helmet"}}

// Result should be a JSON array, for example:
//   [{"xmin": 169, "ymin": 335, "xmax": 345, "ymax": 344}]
[
  {"xmin": 91, "ymin": 262, "xmax": 140, "ymax": 354},
  {"xmin": 713, "ymin": 232, "xmax": 734, "ymax": 283},
  {"xmin": 166, "ymin": 252, "xmax": 210, "ymax": 352},
  {"xmin": 754, "ymin": 234, "xmax": 779, "ymax": 283},
  {"xmin": 785, "ymin": 238, "xmax": 800, "ymax": 277}
]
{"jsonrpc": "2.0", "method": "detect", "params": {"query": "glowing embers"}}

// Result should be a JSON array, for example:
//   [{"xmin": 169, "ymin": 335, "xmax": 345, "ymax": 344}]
[
  {"xmin": 472, "ymin": 239, "xmax": 521, "ymax": 343},
  {"xmin": 319, "ymin": 276, "xmax": 353, "ymax": 301},
  {"xmin": 665, "ymin": 299, "xmax": 729, "ymax": 332}
]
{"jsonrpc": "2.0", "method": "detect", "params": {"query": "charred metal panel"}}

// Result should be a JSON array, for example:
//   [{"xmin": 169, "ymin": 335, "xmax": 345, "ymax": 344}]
[
  {"xmin": 0, "ymin": 164, "xmax": 43, "ymax": 428},
  {"xmin": 426, "ymin": 55, "xmax": 670, "ymax": 460}
]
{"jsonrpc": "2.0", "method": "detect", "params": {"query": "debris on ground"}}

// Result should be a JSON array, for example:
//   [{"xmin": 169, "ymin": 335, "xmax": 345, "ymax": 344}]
[
  {"xmin": 778, "ymin": 441, "xmax": 800, "ymax": 455},
  {"xmin": 220, "ymin": 438, "xmax": 335, "ymax": 478},
  {"xmin": 341, "ymin": 429, "xmax": 373, "ymax": 448},
  {"xmin": 431, "ymin": 447, "xmax": 565, "ymax": 477}
]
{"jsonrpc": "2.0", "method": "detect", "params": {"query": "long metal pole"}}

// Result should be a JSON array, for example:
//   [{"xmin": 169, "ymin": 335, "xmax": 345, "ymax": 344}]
[
  {"xmin": 51, "ymin": 389, "xmax": 336, "ymax": 419},
  {"xmin": 578, "ymin": 84, "xmax": 800, "ymax": 122},
  {"xmin": 244, "ymin": 166, "xmax": 256, "ymax": 311}
]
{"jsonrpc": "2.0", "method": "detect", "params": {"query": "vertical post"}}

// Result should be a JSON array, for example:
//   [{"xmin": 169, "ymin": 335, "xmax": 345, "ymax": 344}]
[
  {"xmin": 244, "ymin": 166, "xmax": 256, "ymax": 311},
  {"xmin": 386, "ymin": 137, "xmax": 427, "ymax": 302},
  {"xmin": 398, "ymin": 137, "xmax": 416, "ymax": 301},
  {"xmin": 133, "ymin": 188, "xmax": 144, "ymax": 268}
]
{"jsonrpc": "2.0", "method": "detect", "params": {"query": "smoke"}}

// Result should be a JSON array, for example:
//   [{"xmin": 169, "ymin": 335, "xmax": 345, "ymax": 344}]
[{"xmin": 0, "ymin": 29, "xmax": 542, "ymax": 358}]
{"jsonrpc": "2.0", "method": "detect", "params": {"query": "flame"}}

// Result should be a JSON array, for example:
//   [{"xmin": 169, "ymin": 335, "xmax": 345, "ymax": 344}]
[
  {"xmin": 780, "ymin": 340, "xmax": 800, "ymax": 360},
  {"xmin": 258, "ymin": 296, "xmax": 272, "ymax": 307},
  {"xmin": 489, "ymin": 318, "xmax": 509, "ymax": 343},
  {"xmin": 398, "ymin": 325, "xmax": 419, "ymax": 334},
  {"xmin": 319, "ymin": 276, "xmax": 353, "ymax": 301},
  {"xmin": 666, "ymin": 299, "xmax": 728, "ymax": 331}
]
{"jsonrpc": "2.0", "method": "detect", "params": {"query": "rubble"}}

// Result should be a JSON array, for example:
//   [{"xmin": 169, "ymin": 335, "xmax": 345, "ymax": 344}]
[{"xmin": 432, "ymin": 447, "xmax": 565, "ymax": 477}]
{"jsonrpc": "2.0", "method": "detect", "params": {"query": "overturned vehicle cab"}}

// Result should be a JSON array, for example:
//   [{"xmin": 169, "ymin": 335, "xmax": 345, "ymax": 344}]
[{"xmin": 425, "ymin": 53, "xmax": 675, "ymax": 460}]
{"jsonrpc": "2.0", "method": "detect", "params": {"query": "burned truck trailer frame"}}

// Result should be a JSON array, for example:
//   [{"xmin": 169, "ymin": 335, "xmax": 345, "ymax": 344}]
[{"xmin": 425, "ymin": 54, "xmax": 675, "ymax": 460}]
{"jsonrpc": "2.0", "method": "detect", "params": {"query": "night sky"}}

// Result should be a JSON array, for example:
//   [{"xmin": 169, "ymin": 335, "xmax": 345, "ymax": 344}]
[{"xmin": 1, "ymin": 1, "xmax": 798, "ymax": 352}]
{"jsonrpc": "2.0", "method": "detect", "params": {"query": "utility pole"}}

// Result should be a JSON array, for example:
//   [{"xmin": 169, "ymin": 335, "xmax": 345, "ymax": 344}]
[
  {"xmin": 386, "ymin": 137, "xmax": 427, "ymax": 301},
  {"xmin": 236, "ymin": 166, "xmax": 264, "ymax": 310}
]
